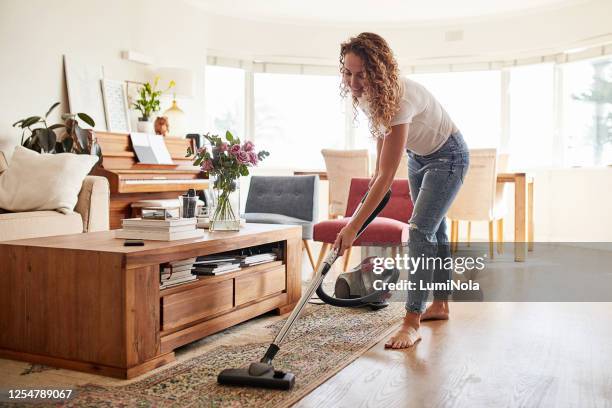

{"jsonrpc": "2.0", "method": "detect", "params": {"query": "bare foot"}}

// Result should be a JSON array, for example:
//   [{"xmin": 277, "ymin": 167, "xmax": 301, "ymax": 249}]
[
  {"xmin": 420, "ymin": 301, "xmax": 450, "ymax": 321},
  {"xmin": 385, "ymin": 313, "xmax": 421, "ymax": 349}
]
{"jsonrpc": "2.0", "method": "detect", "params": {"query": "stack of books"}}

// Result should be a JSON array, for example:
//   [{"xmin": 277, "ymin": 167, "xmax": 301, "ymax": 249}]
[
  {"xmin": 116, "ymin": 218, "xmax": 204, "ymax": 241},
  {"xmin": 160, "ymin": 258, "xmax": 197, "ymax": 289},
  {"xmin": 192, "ymin": 255, "xmax": 242, "ymax": 276}
]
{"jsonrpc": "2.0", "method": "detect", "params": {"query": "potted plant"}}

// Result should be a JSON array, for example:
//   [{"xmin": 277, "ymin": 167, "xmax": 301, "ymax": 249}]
[
  {"xmin": 12, "ymin": 102, "xmax": 101, "ymax": 160},
  {"xmin": 188, "ymin": 131, "xmax": 269, "ymax": 231},
  {"xmin": 132, "ymin": 77, "xmax": 175, "ymax": 133}
]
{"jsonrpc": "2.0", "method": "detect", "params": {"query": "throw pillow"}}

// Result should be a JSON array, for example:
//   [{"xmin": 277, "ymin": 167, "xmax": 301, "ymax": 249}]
[{"xmin": 0, "ymin": 146, "xmax": 98, "ymax": 214}]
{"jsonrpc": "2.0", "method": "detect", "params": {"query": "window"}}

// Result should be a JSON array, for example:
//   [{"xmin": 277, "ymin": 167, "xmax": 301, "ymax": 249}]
[
  {"xmin": 351, "ymin": 105, "xmax": 378, "ymax": 159},
  {"xmin": 561, "ymin": 57, "xmax": 612, "ymax": 166},
  {"xmin": 205, "ymin": 66, "xmax": 245, "ymax": 138},
  {"xmin": 254, "ymin": 73, "xmax": 345, "ymax": 168},
  {"xmin": 206, "ymin": 53, "xmax": 612, "ymax": 170},
  {"xmin": 409, "ymin": 71, "xmax": 501, "ymax": 149},
  {"xmin": 507, "ymin": 64, "xmax": 554, "ymax": 169}
]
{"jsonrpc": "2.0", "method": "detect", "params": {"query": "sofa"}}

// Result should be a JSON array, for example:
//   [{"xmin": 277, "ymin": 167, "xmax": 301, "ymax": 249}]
[{"xmin": 0, "ymin": 151, "xmax": 110, "ymax": 241}]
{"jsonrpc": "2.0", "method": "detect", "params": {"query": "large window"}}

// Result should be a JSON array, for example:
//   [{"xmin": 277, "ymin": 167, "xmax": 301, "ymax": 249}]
[
  {"xmin": 205, "ymin": 52, "xmax": 612, "ymax": 170},
  {"xmin": 205, "ymin": 66, "xmax": 245, "ymax": 138},
  {"xmin": 352, "ymin": 106, "xmax": 378, "ymax": 158},
  {"xmin": 409, "ymin": 71, "xmax": 501, "ymax": 149},
  {"xmin": 353, "ymin": 72, "xmax": 501, "ymax": 166},
  {"xmin": 254, "ymin": 73, "xmax": 345, "ymax": 168},
  {"xmin": 508, "ymin": 64, "xmax": 555, "ymax": 169},
  {"xmin": 561, "ymin": 57, "xmax": 612, "ymax": 166}
]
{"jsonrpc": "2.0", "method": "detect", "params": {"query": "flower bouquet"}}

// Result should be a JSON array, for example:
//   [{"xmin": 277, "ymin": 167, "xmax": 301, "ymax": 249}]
[{"xmin": 189, "ymin": 131, "xmax": 269, "ymax": 231}]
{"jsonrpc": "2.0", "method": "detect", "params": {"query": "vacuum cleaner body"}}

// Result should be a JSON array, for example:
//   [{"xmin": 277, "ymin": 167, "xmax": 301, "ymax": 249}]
[{"xmin": 334, "ymin": 257, "xmax": 399, "ymax": 308}]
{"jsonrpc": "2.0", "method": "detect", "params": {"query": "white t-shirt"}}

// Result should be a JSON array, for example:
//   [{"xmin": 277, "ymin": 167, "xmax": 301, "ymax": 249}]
[{"xmin": 358, "ymin": 77, "xmax": 458, "ymax": 156}]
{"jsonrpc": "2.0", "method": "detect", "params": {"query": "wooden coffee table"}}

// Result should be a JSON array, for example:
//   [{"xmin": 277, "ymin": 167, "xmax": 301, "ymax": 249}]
[{"xmin": 0, "ymin": 224, "xmax": 302, "ymax": 379}]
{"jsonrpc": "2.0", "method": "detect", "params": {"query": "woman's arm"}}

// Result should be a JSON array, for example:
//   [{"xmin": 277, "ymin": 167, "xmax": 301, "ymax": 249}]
[{"xmin": 334, "ymin": 123, "xmax": 409, "ymax": 255}]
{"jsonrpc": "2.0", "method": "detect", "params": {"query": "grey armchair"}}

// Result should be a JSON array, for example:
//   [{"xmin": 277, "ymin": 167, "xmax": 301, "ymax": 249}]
[{"xmin": 244, "ymin": 175, "xmax": 319, "ymax": 270}]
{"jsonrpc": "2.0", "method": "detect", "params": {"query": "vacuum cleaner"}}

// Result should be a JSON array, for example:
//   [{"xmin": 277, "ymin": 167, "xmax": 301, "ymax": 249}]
[{"xmin": 218, "ymin": 189, "xmax": 399, "ymax": 390}]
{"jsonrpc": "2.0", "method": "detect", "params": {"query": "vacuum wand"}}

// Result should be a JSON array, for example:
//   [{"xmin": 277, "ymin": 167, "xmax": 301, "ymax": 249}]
[
  {"xmin": 263, "ymin": 188, "xmax": 390, "ymax": 359},
  {"xmin": 262, "ymin": 248, "xmax": 338, "ymax": 363},
  {"xmin": 218, "ymin": 189, "xmax": 391, "ymax": 390}
]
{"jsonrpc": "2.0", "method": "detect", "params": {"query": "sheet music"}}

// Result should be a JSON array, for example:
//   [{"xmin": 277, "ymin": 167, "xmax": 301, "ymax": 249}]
[
  {"xmin": 149, "ymin": 134, "xmax": 173, "ymax": 164},
  {"xmin": 130, "ymin": 133, "xmax": 174, "ymax": 164}
]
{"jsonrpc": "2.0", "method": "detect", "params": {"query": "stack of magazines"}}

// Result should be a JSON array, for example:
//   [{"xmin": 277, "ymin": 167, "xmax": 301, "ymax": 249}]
[
  {"xmin": 192, "ymin": 255, "xmax": 242, "ymax": 276},
  {"xmin": 160, "ymin": 258, "xmax": 197, "ymax": 289},
  {"xmin": 117, "ymin": 218, "xmax": 204, "ymax": 241}
]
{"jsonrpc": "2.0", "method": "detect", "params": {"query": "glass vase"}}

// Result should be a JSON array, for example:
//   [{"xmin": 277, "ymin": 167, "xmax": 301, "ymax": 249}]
[{"xmin": 208, "ymin": 179, "xmax": 240, "ymax": 231}]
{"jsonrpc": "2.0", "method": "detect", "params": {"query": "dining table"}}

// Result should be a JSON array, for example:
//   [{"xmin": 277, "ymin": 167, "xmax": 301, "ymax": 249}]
[{"xmin": 294, "ymin": 170, "xmax": 534, "ymax": 262}]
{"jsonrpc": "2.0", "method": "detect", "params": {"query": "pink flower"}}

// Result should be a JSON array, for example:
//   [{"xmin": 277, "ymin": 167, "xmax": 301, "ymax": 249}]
[
  {"xmin": 201, "ymin": 159, "xmax": 214, "ymax": 171},
  {"xmin": 197, "ymin": 146, "xmax": 207, "ymax": 155},
  {"xmin": 248, "ymin": 151, "xmax": 258, "ymax": 165},
  {"xmin": 236, "ymin": 150, "xmax": 250, "ymax": 164},
  {"xmin": 218, "ymin": 142, "xmax": 228, "ymax": 152},
  {"xmin": 243, "ymin": 141, "xmax": 255, "ymax": 152},
  {"xmin": 229, "ymin": 144, "xmax": 241, "ymax": 156}
]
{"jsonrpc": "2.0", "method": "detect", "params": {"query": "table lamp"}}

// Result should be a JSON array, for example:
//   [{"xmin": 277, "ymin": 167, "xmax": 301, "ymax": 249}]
[{"xmin": 154, "ymin": 67, "xmax": 194, "ymax": 138}]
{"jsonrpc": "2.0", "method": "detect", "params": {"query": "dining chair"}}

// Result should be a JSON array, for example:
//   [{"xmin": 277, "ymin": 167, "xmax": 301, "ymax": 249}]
[
  {"xmin": 313, "ymin": 177, "xmax": 412, "ymax": 272},
  {"xmin": 244, "ymin": 175, "xmax": 319, "ymax": 270},
  {"xmin": 463, "ymin": 153, "xmax": 510, "ymax": 254},
  {"xmin": 321, "ymin": 149, "xmax": 370, "ymax": 219},
  {"xmin": 447, "ymin": 148, "xmax": 505, "ymax": 258}
]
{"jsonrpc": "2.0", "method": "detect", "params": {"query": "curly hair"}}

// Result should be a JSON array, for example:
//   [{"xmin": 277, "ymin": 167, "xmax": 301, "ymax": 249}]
[{"xmin": 339, "ymin": 32, "xmax": 403, "ymax": 138}]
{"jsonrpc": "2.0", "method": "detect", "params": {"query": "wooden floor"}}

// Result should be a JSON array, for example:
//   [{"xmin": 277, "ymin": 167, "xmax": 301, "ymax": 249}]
[
  {"xmin": 295, "ymin": 301, "xmax": 612, "ymax": 408},
  {"xmin": 1, "ymin": 243, "xmax": 610, "ymax": 407}
]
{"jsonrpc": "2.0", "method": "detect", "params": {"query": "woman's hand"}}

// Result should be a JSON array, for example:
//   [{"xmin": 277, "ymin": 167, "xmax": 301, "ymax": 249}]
[{"xmin": 333, "ymin": 224, "xmax": 358, "ymax": 257}]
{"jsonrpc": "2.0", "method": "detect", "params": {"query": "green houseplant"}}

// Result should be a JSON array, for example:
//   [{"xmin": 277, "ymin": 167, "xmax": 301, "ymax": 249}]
[
  {"xmin": 12, "ymin": 102, "xmax": 100, "ymax": 159},
  {"xmin": 132, "ymin": 77, "xmax": 175, "ymax": 133}
]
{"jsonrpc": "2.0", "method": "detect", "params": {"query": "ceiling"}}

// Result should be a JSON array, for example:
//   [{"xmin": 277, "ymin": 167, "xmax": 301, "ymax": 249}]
[{"xmin": 190, "ymin": 0, "xmax": 588, "ymax": 25}]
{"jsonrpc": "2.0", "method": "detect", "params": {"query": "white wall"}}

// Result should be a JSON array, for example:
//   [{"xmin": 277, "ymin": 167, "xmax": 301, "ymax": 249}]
[
  {"xmin": 202, "ymin": 0, "xmax": 612, "ymax": 66},
  {"xmin": 0, "ymin": 0, "xmax": 208, "ymax": 160}
]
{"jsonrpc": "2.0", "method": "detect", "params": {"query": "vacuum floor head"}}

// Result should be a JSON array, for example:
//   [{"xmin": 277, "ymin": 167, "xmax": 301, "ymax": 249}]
[{"xmin": 217, "ymin": 362, "xmax": 295, "ymax": 390}]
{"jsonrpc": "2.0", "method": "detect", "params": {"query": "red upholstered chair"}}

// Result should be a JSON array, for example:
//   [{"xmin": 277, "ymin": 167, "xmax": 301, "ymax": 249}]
[{"xmin": 313, "ymin": 178, "xmax": 413, "ymax": 272}]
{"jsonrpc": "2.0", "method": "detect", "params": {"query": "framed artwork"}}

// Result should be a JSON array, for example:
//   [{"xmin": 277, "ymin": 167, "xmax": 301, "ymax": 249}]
[
  {"xmin": 101, "ymin": 79, "xmax": 131, "ymax": 133},
  {"xmin": 63, "ymin": 54, "xmax": 107, "ymax": 131},
  {"xmin": 126, "ymin": 80, "xmax": 144, "ymax": 111}
]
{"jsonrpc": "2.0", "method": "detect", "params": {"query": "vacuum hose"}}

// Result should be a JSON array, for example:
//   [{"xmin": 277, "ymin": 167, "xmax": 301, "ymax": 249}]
[{"xmin": 315, "ymin": 189, "xmax": 399, "ymax": 307}]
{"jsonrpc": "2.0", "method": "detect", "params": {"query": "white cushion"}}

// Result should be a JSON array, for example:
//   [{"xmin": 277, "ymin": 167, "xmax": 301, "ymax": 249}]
[{"xmin": 0, "ymin": 146, "xmax": 98, "ymax": 214}]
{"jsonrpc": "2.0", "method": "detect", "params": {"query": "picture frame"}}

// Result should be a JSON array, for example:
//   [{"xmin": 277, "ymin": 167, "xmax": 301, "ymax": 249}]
[
  {"xmin": 126, "ymin": 80, "xmax": 144, "ymax": 111},
  {"xmin": 101, "ymin": 79, "xmax": 131, "ymax": 133},
  {"xmin": 63, "ymin": 54, "xmax": 108, "ymax": 131}
]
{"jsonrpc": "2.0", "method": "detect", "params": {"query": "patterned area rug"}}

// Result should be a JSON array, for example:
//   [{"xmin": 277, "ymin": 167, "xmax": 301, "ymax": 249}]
[{"xmin": 35, "ymin": 302, "xmax": 404, "ymax": 408}]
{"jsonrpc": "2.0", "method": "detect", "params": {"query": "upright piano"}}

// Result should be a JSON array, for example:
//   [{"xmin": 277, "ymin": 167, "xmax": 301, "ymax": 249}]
[{"xmin": 91, "ymin": 131, "xmax": 208, "ymax": 229}]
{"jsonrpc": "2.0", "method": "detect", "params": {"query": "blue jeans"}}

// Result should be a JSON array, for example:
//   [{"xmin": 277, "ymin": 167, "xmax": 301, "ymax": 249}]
[{"xmin": 405, "ymin": 132, "xmax": 469, "ymax": 314}]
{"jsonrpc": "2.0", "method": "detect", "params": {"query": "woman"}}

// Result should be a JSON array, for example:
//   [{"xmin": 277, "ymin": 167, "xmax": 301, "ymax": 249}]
[{"xmin": 333, "ymin": 32, "xmax": 470, "ymax": 349}]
